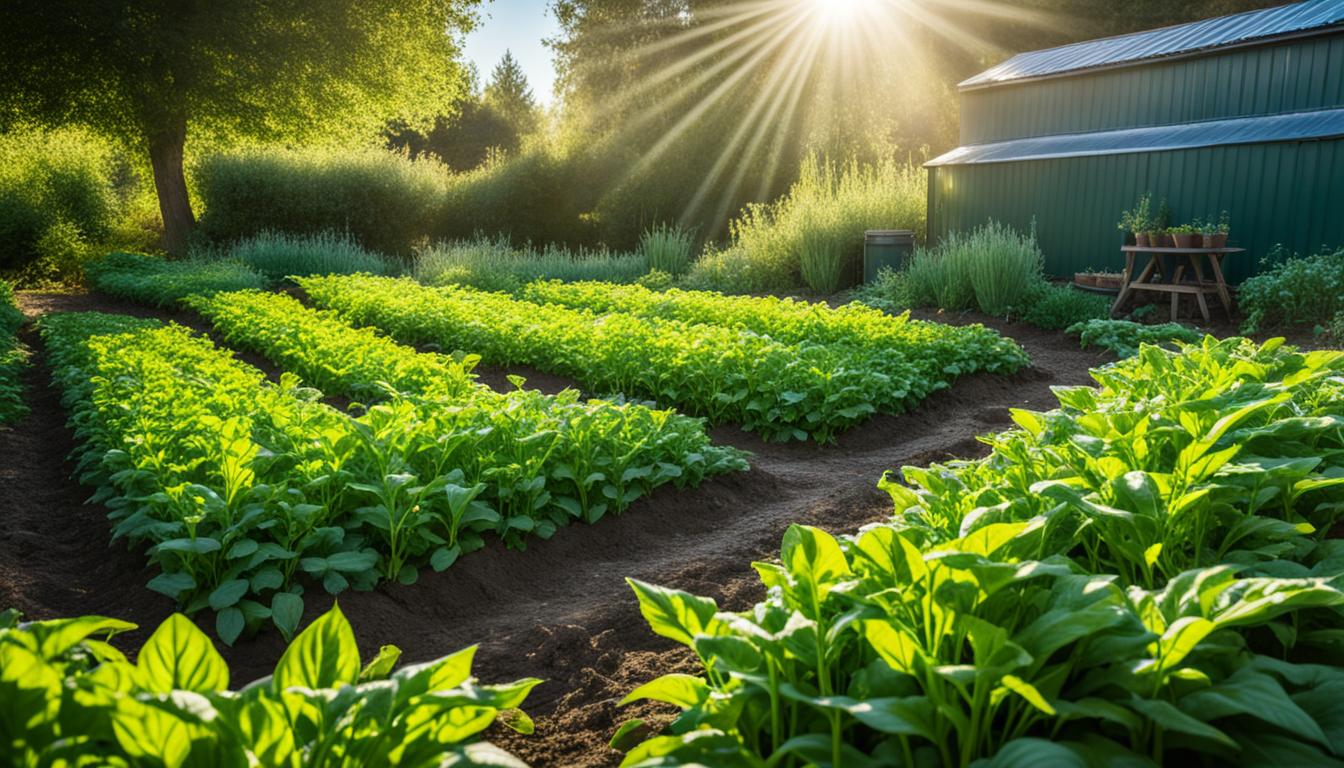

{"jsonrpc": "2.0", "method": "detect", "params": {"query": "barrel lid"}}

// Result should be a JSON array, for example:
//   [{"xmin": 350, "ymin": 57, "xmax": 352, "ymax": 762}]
[{"xmin": 864, "ymin": 229, "xmax": 915, "ymax": 240}]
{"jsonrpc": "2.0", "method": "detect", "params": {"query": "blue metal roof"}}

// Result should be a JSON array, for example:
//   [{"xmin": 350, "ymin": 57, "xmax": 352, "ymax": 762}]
[
  {"xmin": 960, "ymin": 0, "xmax": 1344, "ymax": 90},
  {"xmin": 925, "ymin": 107, "xmax": 1344, "ymax": 166}
]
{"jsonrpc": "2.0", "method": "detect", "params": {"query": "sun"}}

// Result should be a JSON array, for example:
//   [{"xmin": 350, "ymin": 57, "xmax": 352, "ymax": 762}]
[{"xmin": 808, "ymin": 0, "xmax": 879, "ymax": 26}]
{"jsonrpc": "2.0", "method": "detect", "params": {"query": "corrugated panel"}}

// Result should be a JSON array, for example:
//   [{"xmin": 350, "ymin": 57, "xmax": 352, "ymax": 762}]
[
  {"xmin": 929, "ymin": 107, "xmax": 1344, "ymax": 166},
  {"xmin": 926, "ymin": 138, "xmax": 1344, "ymax": 282},
  {"xmin": 960, "ymin": 0, "xmax": 1344, "ymax": 89}
]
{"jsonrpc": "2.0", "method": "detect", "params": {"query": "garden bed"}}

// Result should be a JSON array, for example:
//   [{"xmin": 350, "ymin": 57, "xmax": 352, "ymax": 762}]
[{"xmin": 0, "ymin": 292, "xmax": 1104, "ymax": 766}]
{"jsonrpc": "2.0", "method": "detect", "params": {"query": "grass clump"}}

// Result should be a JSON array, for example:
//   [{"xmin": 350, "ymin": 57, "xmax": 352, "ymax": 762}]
[
  {"xmin": 686, "ymin": 156, "xmax": 925, "ymax": 295},
  {"xmin": 1238, "ymin": 245, "xmax": 1344, "ymax": 333},
  {"xmin": 414, "ymin": 236, "xmax": 648, "ymax": 292},
  {"xmin": 85, "ymin": 252, "xmax": 268, "ymax": 308},
  {"xmin": 637, "ymin": 223, "xmax": 694, "ymax": 276},
  {"xmin": 1068, "ymin": 318, "xmax": 1203, "ymax": 358},
  {"xmin": 220, "ymin": 230, "xmax": 394, "ymax": 282}
]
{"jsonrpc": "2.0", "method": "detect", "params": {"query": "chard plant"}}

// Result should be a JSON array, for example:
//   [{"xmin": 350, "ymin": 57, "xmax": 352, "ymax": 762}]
[{"xmin": 0, "ymin": 604, "xmax": 538, "ymax": 766}]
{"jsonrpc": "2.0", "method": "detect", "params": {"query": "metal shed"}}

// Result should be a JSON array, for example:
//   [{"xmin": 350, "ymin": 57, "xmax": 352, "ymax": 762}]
[{"xmin": 926, "ymin": 0, "xmax": 1344, "ymax": 280}]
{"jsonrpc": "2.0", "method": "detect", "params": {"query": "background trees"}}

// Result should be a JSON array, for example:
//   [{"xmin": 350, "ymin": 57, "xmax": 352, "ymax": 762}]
[{"xmin": 0, "ymin": 0, "xmax": 480, "ymax": 255}]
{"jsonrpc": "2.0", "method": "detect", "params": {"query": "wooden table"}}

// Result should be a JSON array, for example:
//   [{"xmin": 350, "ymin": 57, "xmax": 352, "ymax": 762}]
[{"xmin": 1111, "ymin": 246, "xmax": 1245, "ymax": 323}]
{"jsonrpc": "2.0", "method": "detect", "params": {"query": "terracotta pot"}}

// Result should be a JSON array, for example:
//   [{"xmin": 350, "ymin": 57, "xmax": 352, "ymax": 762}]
[
  {"xmin": 1094, "ymin": 273, "xmax": 1124, "ymax": 290},
  {"xmin": 1203, "ymin": 233, "xmax": 1228, "ymax": 249},
  {"xmin": 1074, "ymin": 272, "xmax": 1097, "ymax": 287},
  {"xmin": 1135, "ymin": 232, "xmax": 1150, "ymax": 247},
  {"xmin": 1173, "ymin": 233, "xmax": 1200, "ymax": 248},
  {"xmin": 1145, "ymin": 232, "xmax": 1162, "ymax": 247}
]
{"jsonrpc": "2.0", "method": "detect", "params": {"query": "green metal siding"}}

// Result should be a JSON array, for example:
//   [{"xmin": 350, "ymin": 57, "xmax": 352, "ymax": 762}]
[
  {"xmin": 928, "ymin": 138, "xmax": 1344, "ymax": 281},
  {"xmin": 960, "ymin": 35, "xmax": 1344, "ymax": 144}
]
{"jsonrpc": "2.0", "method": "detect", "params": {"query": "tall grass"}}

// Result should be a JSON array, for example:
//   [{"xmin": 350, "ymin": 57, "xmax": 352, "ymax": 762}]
[
  {"xmin": 638, "ymin": 223, "xmax": 695, "ymax": 275},
  {"xmin": 414, "ymin": 236, "xmax": 648, "ymax": 292},
  {"xmin": 963, "ymin": 221, "xmax": 1043, "ymax": 316},
  {"xmin": 218, "ymin": 230, "xmax": 394, "ymax": 282},
  {"xmin": 687, "ymin": 156, "xmax": 926, "ymax": 295}
]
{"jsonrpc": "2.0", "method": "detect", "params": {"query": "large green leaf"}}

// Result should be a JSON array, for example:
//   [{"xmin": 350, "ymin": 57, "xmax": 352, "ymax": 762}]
[
  {"xmin": 138, "ymin": 613, "xmax": 229, "ymax": 693},
  {"xmin": 273, "ymin": 603, "xmax": 359, "ymax": 691},
  {"xmin": 627, "ymin": 578, "xmax": 722, "ymax": 648}
]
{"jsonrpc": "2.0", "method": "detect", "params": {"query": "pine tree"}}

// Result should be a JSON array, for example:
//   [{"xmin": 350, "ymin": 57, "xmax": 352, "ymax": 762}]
[{"xmin": 484, "ymin": 51, "xmax": 539, "ymax": 135}]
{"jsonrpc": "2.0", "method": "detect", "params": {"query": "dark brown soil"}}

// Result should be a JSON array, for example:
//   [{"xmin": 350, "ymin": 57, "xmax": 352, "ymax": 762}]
[{"xmin": 1, "ymin": 292, "xmax": 1106, "ymax": 766}]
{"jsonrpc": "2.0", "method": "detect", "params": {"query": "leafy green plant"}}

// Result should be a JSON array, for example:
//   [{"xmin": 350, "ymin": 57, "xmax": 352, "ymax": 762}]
[
  {"xmin": 85, "ymin": 251, "xmax": 268, "ymax": 307},
  {"xmin": 1067, "ymin": 319, "xmax": 1203, "ymax": 357},
  {"xmin": 1117, "ymin": 192, "xmax": 1153, "ymax": 234},
  {"xmin": 638, "ymin": 223, "xmax": 695, "ymax": 276},
  {"xmin": 616, "ymin": 336, "xmax": 1344, "ymax": 766},
  {"xmin": 0, "ymin": 603, "xmax": 538, "ymax": 766},
  {"xmin": 1239, "ymin": 245, "xmax": 1344, "ymax": 333},
  {"xmin": 216, "ymin": 229, "xmax": 395, "ymax": 282},
  {"xmin": 1015, "ymin": 281, "xmax": 1111, "ymax": 330}
]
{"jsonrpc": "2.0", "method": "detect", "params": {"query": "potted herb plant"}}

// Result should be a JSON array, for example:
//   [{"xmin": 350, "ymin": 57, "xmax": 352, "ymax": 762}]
[
  {"xmin": 1117, "ymin": 193, "xmax": 1153, "ymax": 246},
  {"xmin": 1154, "ymin": 199, "xmax": 1173, "ymax": 246},
  {"xmin": 1203, "ymin": 211, "xmax": 1230, "ymax": 249},
  {"xmin": 1170, "ymin": 224, "xmax": 1200, "ymax": 249}
]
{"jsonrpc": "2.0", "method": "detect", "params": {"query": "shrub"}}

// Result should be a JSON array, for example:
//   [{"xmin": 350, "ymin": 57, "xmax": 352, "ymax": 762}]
[
  {"xmin": 1068, "ymin": 318, "xmax": 1204, "ymax": 357},
  {"xmin": 686, "ymin": 156, "xmax": 926, "ymax": 294},
  {"xmin": 1238, "ymin": 245, "xmax": 1344, "ymax": 333},
  {"xmin": 0, "ymin": 128, "xmax": 123, "ymax": 277},
  {"xmin": 219, "ymin": 230, "xmax": 394, "ymax": 282},
  {"xmin": 195, "ymin": 146, "xmax": 450, "ymax": 256},
  {"xmin": 1015, "ymin": 281, "xmax": 1111, "ymax": 330},
  {"xmin": 849, "ymin": 266, "xmax": 918, "ymax": 313},
  {"xmin": 414, "ymin": 236, "xmax": 648, "ymax": 292},
  {"xmin": 637, "ymin": 223, "xmax": 694, "ymax": 275},
  {"xmin": 963, "ymin": 220, "xmax": 1043, "ymax": 315}
]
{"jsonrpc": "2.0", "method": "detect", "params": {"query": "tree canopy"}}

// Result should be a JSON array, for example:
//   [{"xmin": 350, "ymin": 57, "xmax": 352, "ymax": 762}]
[{"xmin": 0, "ymin": 0, "xmax": 481, "ymax": 254}]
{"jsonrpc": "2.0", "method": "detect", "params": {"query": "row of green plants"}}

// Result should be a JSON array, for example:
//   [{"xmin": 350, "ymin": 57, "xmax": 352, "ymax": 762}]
[
  {"xmin": 1068, "ymin": 319, "xmax": 1204, "ymax": 358},
  {"xmin": 189, "ymin": 287, "xmax": 747, "ymax": 515},
  {"xmin": 42, "ymin": 311, "xmax": 743, "ymax": 644},
  {"xmin": 299, "ymin": 274, "xmax": 1012, "ymax": 442},
  {"xmin": 517, "ymin": 280, "xmax": 1027, "ymax": 400},
  {"xmin": 414, "ymin": 236, "xmax": 654, "ymax": 293},
  {"xmin": 0, "ymin": 603, "xmax": 537, "ymax": 766},
  {"xmin": 615, "ymin": 336, "xmax": 1344, "ymax": 766},
  {"xmin": 0, "ymin": 278, "xmax": 25, "ymax": 423},
  {"xmin": 85, "ymin": 251, "xmax": 268, "ymax": 307}
]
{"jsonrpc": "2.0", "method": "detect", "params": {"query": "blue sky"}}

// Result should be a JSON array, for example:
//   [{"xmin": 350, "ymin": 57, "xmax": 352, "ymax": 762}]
[{"xmin": 463, "ymin": 0, "xmax": 561, "ymax": 105}]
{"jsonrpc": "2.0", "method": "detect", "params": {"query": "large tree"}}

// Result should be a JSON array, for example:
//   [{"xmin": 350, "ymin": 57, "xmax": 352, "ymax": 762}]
[
  {"xmin": 484, "ymin": 51, "xmax": 541, "ymax": 135},
  {"xmin": 0, "ymin": 0, "xmax": 480, "ymax": 255}
]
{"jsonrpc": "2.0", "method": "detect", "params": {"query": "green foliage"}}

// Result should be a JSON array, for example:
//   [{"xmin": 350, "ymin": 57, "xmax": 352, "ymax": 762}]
[
  {"xmin": 303, "ymin": 274, "xmax": 910, "ymax": 442},
  {"xmin": 1015, "ymin": 281, "xmax": 1112, "ymax": 330},
  {"xmin": 685, "ymin": 158, "xmax": 926, "ymax": 295},
  {"xmin": 0, "ymin": 279, "xmax": 26, "ymax": 424},
  {"xmin": 85, "ymin": 252, "xmax": 268, "ymax": 308},
  {"xmin": 0, "ymin": 128, "xmax": 151, "ymax": 280},
  {"xmin": 43, "ymin": 304, "xmax": 743, "ymax": 642},
  {"xmin": 0, "ymin": 603, "xmax": 537, "ymax": 766},
  {"xmin": 638, "ymin": 223, "xmax": 695, "ymax": 276},
  {"xmin": 1239, "ymin": 245, "xmax": 1344, "ymax": 333},
  {"xmin": 218, "ymin": 230, "xmax": 395, "ymax": 283},
  {"xmin": 518, "ymin": 279, "xmax": 1028, "ymax": 407},
  {"xmin": 415, "ymin": 236, "xmax": 649, "ymax": 292},
  {"xmin": 1117, "ymin": 191, "xmax": 1154, "ymax": 233},
  {"xmin": 196, "ymin": 147, "xmax": 451, "ymax": 256},
  {"xmin": 888, "ymin": 221, "xmax": 1042, "ymax": 316},
  {"xmin": 1068, "ymin": 319, "xmax": 1204, "ymax": 358},
  {"xmin": 618, "ymin": 336, "xmax": 1344, "ymax": 766}
]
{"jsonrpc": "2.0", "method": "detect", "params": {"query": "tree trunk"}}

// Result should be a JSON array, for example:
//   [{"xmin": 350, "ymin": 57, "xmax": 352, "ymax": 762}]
[{"xmin": 148, "ymin": 122, "xmax": 195, "ymax": 258}]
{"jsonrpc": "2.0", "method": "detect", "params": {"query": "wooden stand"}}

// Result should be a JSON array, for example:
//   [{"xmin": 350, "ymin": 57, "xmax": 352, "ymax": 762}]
[{"xmin": 1111, "ymin": 246, "xmax": 1244, "ymax": 323}]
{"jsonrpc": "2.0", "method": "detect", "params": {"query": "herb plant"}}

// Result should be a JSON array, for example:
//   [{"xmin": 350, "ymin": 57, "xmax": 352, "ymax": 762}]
[{"xmin": 1066, "ymin": 319, "xmax": 1203, "ymax": 357}]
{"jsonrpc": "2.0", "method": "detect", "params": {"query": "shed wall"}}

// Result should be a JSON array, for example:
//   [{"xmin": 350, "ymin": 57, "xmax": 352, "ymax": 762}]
[
  {"xmin": 960, "ymin": 34, "xmax": 1344, "ymax": 144},
  {"xmin": 928, "ymin": 138, "xmax": 1344, "ymax": 281}
]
